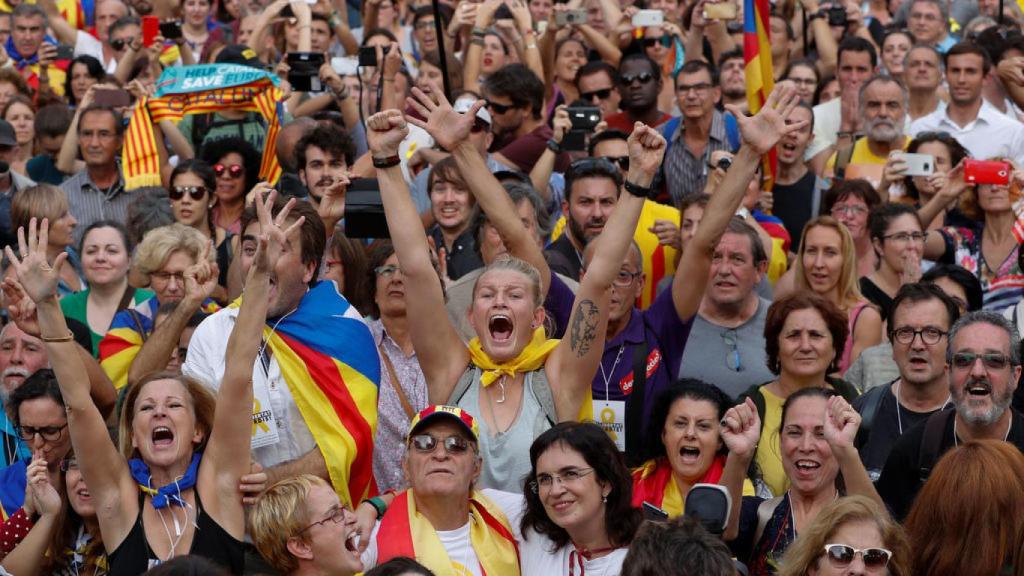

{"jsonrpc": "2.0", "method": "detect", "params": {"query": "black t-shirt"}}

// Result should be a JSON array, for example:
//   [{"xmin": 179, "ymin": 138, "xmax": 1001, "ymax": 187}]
[
  {"xmin": 853, "ymin": 381, "xmax": 942, "ymax": 482},
  {"xmin": 544, "ymin": 234, "xmax": 583, "ymax": 281},
  {"xmin": 876, "ymin": 407, "xmax": 1024, "ymax": 520},
  {"xmin": 772, "ymin": 171, "xmax": 818, "ymax": 247},
  {"xmin": 859, "ymin": 277, "xmax": 894, "ymax": 322}
]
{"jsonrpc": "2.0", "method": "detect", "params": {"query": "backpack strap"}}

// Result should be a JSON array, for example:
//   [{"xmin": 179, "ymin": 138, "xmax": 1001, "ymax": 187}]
[
  {"xmin": 753, "ymin": 495, "xmax": 784, "ymax": 549},
  {"xmin": 917, "ymin": 408, "xmax": 954, "ymax": 483},
  {"xmin": 527, "ymin": 369, "xmax": 558, "ymax": 427},
  {"xmin": 447, "ymin": 365, "xmax": 477, "ymax": 406},
  {"xmin": 661, "ymin": 116, "xmax": 682, "ymax": 160},
  {"xmin": 855, "ymin": 382, "xmax": 890, "ymax": 447}
]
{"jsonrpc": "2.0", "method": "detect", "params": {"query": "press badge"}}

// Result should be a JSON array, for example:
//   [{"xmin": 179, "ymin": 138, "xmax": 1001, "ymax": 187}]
[
  {"xmin": 251, "ymin": 379, "xmax": 280, "ymax": 449},
  {"xmin": 594, "ymin": 400, "xmax": 626, "ymax": 452}
]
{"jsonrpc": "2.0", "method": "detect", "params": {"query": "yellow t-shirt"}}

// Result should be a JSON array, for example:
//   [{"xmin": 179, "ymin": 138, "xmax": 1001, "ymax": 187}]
[
  {"xmin": 767, "ymin": 236, "xmax": 787, "ymax": 284},
  {"xmin": 825, "ymin": 137, "xmax": 910, "ymax": 189},
  {"xmin": 754, "ymin": 386, "xmax": 788, "ymax": 496},
  {"xmin": 551, "ymin": 199, "xmax": 679, "ymax": 309}
]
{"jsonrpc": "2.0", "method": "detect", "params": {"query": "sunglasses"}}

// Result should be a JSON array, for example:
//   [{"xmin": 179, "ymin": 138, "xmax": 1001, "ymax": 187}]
[
  {"xmin": 951, "ymin": 352, "xmax": 1013, "ymax": 370},
  {"xmin": 602, "ymin": 155, "xmax": 629, "ymax": 171},
  {"xmin": 214, "ymin": 163, "xmax": 244, "ymax": 179},
  {"xmin": 485, "ymin": 99, "xmax": 516, "ymax": 114},
  {"xmin": 110, "ymin": 37, "xmax": 135, "ymax": 51},
  {"xmin": 618, "ymin": 72, "xmax": 654, "ymax": 86},
  {"xmin": 642, "ymin": 34, "xmax": 673, "ymax": 48},
  {"xmin": 169, "ymin": 185, "xmax": 208, "ymax": 201},
  {"xmin": 408, "ymin": 434, "xmax": 472, "ymax": 455},
  {"xmin": 823, "ymin": 544, "xmax": 892, "ymax": 570},
  {"xmin": 580, "ymin": 88, "xmax": 613, "ymax": 101}
]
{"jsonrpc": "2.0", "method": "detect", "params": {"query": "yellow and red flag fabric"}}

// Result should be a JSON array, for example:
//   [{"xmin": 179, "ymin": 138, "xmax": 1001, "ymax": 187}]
[
  {"xmin": 376, "ymin": 489, "xmax": 521, "ymax": 576},
  {"xmin": 258, "ymin": 281, "xmax": 381, "ymax": 506},
  {"xmin": 122, "ymin": 62, "xmax": 283, "ymax": 190},
  {"xmin": 743, "ymin": 0, "xmax": 777, "ymax": 187}
]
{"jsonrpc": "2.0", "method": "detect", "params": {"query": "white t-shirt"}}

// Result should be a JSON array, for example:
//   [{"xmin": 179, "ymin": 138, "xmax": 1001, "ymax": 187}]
[
  {"xmin": 73, "ymin": 32, "xmax": 118, "ymax": 74},
  {"xmin": 910, "ymin": 99, "xmax": 1024, "ymax": 166},
  {"xmin": 361, "ymin": 489, "xmax": 525, "ymax": 573},
  {"xmin": 520, "ymin": 533, "xmax": 628, "ymax": 576}
]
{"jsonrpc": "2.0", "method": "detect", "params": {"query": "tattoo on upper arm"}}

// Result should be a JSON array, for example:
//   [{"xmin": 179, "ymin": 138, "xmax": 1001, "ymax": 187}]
[{"xmin": 570, "ymin": 299, "xmax": 600, "ymax": 358}]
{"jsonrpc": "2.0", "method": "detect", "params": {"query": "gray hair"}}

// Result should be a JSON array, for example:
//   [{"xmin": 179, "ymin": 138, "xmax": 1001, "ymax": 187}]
[
  {"xmin": 858, "ymin": 74, "xmax": 910, "ymax": 115},
  {"xmin": 910, "ymin": 0, "xmax": 949, "ymax": 22},
  {"xmin": 12, "ymin": 4, "xmax": 46, "ymax": 25},
  {"xmin": 471, "ymin": 182, "xmax": 551, "ymax": 250},
  {"xmin": 904, "ymin": 43, "xmax": 944, "ymax": 73},
  {"xmin": 125, "ymin": 187, "xmax": 175, "ymax": 249},
  {"xmin": 946, "ymin": 310, "xmax": 1021, "ymax": 366}
]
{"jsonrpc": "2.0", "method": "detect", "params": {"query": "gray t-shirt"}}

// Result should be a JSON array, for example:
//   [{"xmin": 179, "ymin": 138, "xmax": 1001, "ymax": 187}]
[{"xmin": 677, "ymin": 298, "xmax": 775, "ymax": 399}]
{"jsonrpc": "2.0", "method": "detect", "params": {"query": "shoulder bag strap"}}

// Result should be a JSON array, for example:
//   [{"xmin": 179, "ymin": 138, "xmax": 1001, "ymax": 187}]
[{"xmin": 378, "ymin": 343, "xmax": 416, "ymax": 420}]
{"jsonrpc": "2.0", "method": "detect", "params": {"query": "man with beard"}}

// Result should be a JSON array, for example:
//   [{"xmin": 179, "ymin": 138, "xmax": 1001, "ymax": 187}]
[
  {"xmin": 854, "ymin": 284, "xmax": 959, "ymax": 482},
  {"xmin": 826, "ymin": 75, "xmax": 910, "ymax": 188},
  {"xmin": 544, "ymin": 158, "xmax": 620, "ymax": 281},
  {"xmin": 807, "ymin": 38, "xmax": 878, "ymax": 167},
  {"xmin": 0, "ymin": 323, "xmax": 47, "ymax": 468},
  {"xmin": 576, "ymin": 61, "xmax": 623, "ymax": 121},
  {"xmin": 905, "ymin": 44, "xmax": 945, "ymax": 121},
  {"xmin": 482, "ymin": 64, "xmax": 569, "ymax": 173},
  {"xmin": 876, "ymin": 310, "xmax": 1024, "ymax": 520},
  {"xmin": 718, "ymin": 50, "xmax": 747, "ymax": 114},
  {"xmin": 604, "ymin": 54, "xmax": 671, "ymax": 135},
  {"xmin": 911, "ymin": 42, "xmax": 1024, "ymax": 165},
  {"xmin": 296, "ymin": 123, "xmax": 354, "ymax": 235}
]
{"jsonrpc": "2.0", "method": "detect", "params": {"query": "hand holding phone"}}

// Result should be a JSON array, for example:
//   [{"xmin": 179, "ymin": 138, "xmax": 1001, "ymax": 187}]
[
  {"xmin": 703, "ymin": 0, "xmax": 737, "ymax": 19},
  {"xmin": 142, "ymin": 15, "xmax": 159, "ymax": 47},
  {"xmin": 902, "ymin": 153, "xmax": 935, "ymax": 177},
  {"xmin": 632, "ymin": 9, "xmax": 663, "ymax": 27},
  {"xmin": 93, "ymin": 88, "xmax": 132, "ymax": 107},
  {"xmin": 964, "ymin": 159, "xmax": 1012, "ymax": 186}
]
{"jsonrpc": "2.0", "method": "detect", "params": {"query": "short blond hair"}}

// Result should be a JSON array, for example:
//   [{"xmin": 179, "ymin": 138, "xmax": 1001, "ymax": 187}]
[
  {"xmin": 131, "ymin": 223, "xmax": 211, "ymax": 286},
  {"xmin": 250, "ymin": 474, "xmax": 328, "ymax": 574},
  {"xmin": 11, "ymin": 184, "xmax": 68, "ymax": 236}
]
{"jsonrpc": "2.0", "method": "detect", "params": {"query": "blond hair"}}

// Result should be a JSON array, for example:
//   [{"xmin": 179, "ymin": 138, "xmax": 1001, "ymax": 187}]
[
  {"xmin": 131, "ymin": 223, "xmax": 212, "ymax": 286},
  {"xmin": 793, "ymin": 216, "xmax": 863, "ymax": 309},
  {"xmin": 249, "ymin": 474, "xmax": 330, "ymax": 574},
  {"xmin": 117, "ymin": 371, "xmax": 217, "ymax": 461},
  {"xmin": 471, "ymin": 256, "xmax": 543, "ymax": 307},
  {"xmin": 11, "ymin": 184, "xmax": 68, "ymax": 236}
]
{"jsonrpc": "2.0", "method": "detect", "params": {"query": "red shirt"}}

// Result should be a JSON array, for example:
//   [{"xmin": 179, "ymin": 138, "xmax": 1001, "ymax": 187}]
[{"xmin": 604, "ymin": 111, "xmax": 672, "ymax": 134}]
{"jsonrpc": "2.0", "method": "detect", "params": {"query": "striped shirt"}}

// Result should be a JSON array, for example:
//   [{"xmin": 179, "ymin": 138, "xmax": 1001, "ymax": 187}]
[
  {"xmin": 60, "ymin": 165, "xmax": 136, "ymax": 245},
  {"xmin": 661, "ymin": 109, "xmax": 732, "ymax": 207}
]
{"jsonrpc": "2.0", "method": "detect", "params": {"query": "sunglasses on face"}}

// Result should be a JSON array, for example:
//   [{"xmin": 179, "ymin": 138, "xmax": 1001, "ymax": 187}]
[
  {"xmin": 110, "ymin": 37, "xmax": 135, "ymax": 51},
  {"xmin": 642, "ymin": 34, "xmax": 674, "ymax": 48},
  {"xmin": 580, "ymin": 88, "xmax": 613, "ymax": 101},
  {"xmin": 951, "ymin": 352, "xmax": 1013, "ymax": 370},
  {"xmin": 602, "ymin": 155, "xmax": 629, "ymax": 171},
  {"xmin": 169, "ymin": 185, "xmax": 208, "ymax": 201},
  {"xmin": 618, "ymin": 72, "xmax": 654, "ymax": 86},
  {"xmin": 485, "ymin": 99, "xmax": 516, "ymax": 114},
  {"xmin": 823, "ymin": 544, "xmax": 892, "ymax": 570},
  {"xmin": 408, "ymin": 433, "xmax": 472, "ymax": 455},
  {"xmin": 214, "ymin": 163, "xmax": 244, "ymax": 178}
]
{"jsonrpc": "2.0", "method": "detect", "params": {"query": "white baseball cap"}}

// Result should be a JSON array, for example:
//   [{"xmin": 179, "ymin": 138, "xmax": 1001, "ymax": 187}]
[{"xmin": 453, "ymin": 97, "xmax": 492, "ymax": 127}]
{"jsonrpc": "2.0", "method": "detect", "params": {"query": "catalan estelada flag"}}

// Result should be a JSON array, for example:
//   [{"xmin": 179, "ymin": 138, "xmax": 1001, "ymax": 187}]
[
  {"xmin": 743, "ymin": 0, "xmax": 777, "ymax": 188},
  {"xmin": 122, "ymin": 62, "xmax": 283, "ymax": 190},
  {"xmin": 260, "ymin": 281, "xmax": 381, "ymax": 506},
  {"xmin": 631, "ymin": 456, "xmax": 755, "ymax": 517}
]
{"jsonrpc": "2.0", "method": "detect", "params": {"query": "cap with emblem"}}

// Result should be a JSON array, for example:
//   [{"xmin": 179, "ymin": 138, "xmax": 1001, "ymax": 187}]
[{"xmin": 408, "ymin": 405, "xmax": 480, "ymax": 442}]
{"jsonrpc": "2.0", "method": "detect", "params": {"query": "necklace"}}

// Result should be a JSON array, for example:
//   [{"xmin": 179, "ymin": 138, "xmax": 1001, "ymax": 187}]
[
  {"xmin": 954, "ymin": 415, "xmax": 1012, "ymax": 447},
  {"xmin": 495, "ymin": 376, "xmax": 506, "ymax": 404},
  {"xmin": 155, "ymin": 504, "xmax": 191, "ymax": 562},
  {"xmin": 894, "ymin": 380, "xmax": 952, "ymax": 435}
]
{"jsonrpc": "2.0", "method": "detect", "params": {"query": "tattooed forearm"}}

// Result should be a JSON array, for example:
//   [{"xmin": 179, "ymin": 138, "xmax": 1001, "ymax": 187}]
[{"xmin": 570, "ymin": 299, "xmax": 600, "ymax": 358}]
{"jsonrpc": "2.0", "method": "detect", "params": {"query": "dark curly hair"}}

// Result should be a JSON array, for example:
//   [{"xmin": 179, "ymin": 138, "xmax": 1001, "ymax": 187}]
[
  {"xmin": 764, "ymin": 292, "xmax": 848, "ymax": 375},
  {"xmin": 643, "ymin": 379, "xmax": 734, "ymax": 463},
  {"xmin": 520, "ymin": 422, "xmax": 642, "ymax": 550},
  {"xmin": 63, "ymin": 55, "xmax": 106, "ymax": 107},
  {"xmin": 198, "ymin": 136, "xmax": 261, "ymax": 198},
  {"xmin": 295, "ymin": 123, "xmax": 356, "ymax": 170}
]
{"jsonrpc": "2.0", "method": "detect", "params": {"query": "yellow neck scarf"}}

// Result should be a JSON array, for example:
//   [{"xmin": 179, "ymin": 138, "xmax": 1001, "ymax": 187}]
[{"xmin": 468, "ymin": 327, "xmax": 558, "ymax": 387}]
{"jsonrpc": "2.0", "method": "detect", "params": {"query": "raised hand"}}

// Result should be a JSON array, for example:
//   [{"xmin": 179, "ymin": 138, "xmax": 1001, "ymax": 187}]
[
  {"xmin": 405, "ymin": 85, "xmax": 482, "ymax": 152},
  {"xmin": 254, "ymin": 190, "xmax": 304, "ymax": 274},
  {"xmin": 366, "ymin": 109, "xmax": 410, "ymax": 157},
  {"xmin": 626, "ymin": 122, "xmax": 667, "ymax": 180},
  {"xmin": 26, "ymin": 456, "xmax": 61, "ymax": 517},
  {"xmin": 183, "ymin": 241, "xmax": 219, "ymax": 304},
  {"xmin": 318, "ymin": 173, "xmax": 350, "ymax": 230},
  {"xmin": 475, "ymin": 0, "xmax": 502, "ymax": 27},
  {"xmin": 509, "ymin": 0, "xmax": 533, "ymax": 33},
  {"xmin": 726, "ymin": 81, "xmax": 808, "ymax": 156},
  {"xmin": 900, "ymin": 250, "xmax": 922, "ymax": 285},
  {"xmin": 551, "ymin": 105, "xmax": 572, "ymax": 144},
  {"xmin": 379, "ymin": 41, "xmax": 402, "ymax": 81},
  {"xmin": 720, "ymin": 397, "xmax": 761, "ymax": 458},
  {"xmin": 4, "ymin": 218, "xmax": 66, "ymax": 305},
  {"xmin": 648, "ymin": 219, "xmax": 680, "ymax": 249},
  {"xmin": 2, "ymin": 278, "xmax": 40, "ymax": 337},
  {"xmin": 823, "ymin": 395, "xmax": 860, "ymax": 451},
  {"xmin": 881, "ymin": 151, "xmax": 908, "ymax": 185}
]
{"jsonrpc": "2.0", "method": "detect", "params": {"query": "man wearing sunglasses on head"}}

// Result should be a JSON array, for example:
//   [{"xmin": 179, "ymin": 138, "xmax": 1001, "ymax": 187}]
[
  {"xmin": 603, "ymin": 53, "xmax": 671, "ymax": 136},
  {"xmin": 876, "ymin": 310, "xmax": 1024, "ymax": 520},
  {"xmin": 359, "ymin": 405, "xmax": 525, "ymax": 574}
]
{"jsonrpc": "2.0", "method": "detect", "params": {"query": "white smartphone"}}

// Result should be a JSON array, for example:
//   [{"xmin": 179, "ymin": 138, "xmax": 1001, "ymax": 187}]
[
  {"xmin": 331, "ymin": 56, "xmax": 358, "ymax": 76},
  {"xmin": 902, "ymin": 153, "xmax": 936, "ymax": 177},
  {"xmin": 632, "ymin": 9, "xmax": 664, "ymax": 27}
]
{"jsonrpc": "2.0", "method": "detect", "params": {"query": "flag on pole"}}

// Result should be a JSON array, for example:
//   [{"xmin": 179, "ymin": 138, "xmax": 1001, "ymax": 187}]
[{"xmin": 743, "ymin": 0, "xmax": 777, "ymax": 188}]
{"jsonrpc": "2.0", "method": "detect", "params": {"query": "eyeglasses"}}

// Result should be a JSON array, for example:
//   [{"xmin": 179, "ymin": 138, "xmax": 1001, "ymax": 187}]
[
  {"xmin": 823, "ymin": 544, "xmax": 892, "ymax": 570},
  {"xmin": 677, "ymin": 82, "xmax": 713, "ymax": 94},
  {"xmin": 110, "ymin": 37, "xmax": 135, "ymax": 51},
  {"xmin": 529, "ymin": 467, "xmax": 595, "ymax": 493},
  {"xmin": 408, "ymin": 434, "xmax": 472, "ymax": 455},
  {"xmin": 485, "ymin": 99, "xmax": 516, "ymax": 114},
  {"xmin": 830, "ymin": 204, "xmax": 868, "ymax": 217},
  {"xmin": 722, "ymin": 329, "xmax": 742, "ymax": 372},
  {"xmin": 375, "ymin": 264, "xmax": 401, "ymax": 278},
  {"xmin": 16, "ymin": 423, "xmax": 68, "ymax": 442},
  {"xmin": 214, "ymin": 163, "xmax": 244, "ymax": 179},
  {"xmin": 642, "ymin": 34, "xmax": 673, "ymax": 48},
  {"xmin": 414, "ymin": 19, "xmax": 435, "ymax": 30},
  {"xmin": 298, "ymin": 505, "xmax": 351, "ymax": 534},
  {"xmin": 892, "ymin": 326, "xmax": 947, "ymax": 345},
  {"xmin": 951, "ymin": 352, "xmax": 1013, "ymax": 371},
  {"xmin": 618, "ymin": 72, "xmax": 654, "ymax": 86},
  {"xmin": 612, "ymin": 269, "xmax": 641, "ymax": 287},
  {"xmin": 151, "ymin": 271, "xmax": 186, "ymax": 284},
  {"xmin": 581, "ymin": 88, "xmax": 613, "ymax": 101},
  {"xmin": 60, "ymin": 457, "xmax": 79, "ymax": 472},
  {"xmin": 882, "ymin": 231, "xmax": 926, "ymax": 243},
  {"xmin": 602, "ymin": 155, "xmax": 629, "ymax": 171},
  {"xmin": 169, "ymin": 186, "xmax": 208, "ymax": 201}
]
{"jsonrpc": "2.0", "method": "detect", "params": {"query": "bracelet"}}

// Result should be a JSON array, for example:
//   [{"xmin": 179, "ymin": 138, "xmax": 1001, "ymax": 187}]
[
  {"xmin": 470, "ymin": 37, "xmax": 484, "ymax": 46},
  {"xmin": 372, "ymin": 155, "xmax": 401, "ymax": 168},
  {"xmin": 362, "ymin": 496, "xmax": 387, "ymax": 519},
  {"xmin": 623, "ymin": 179, "xmax": 653, "ymax": 199},
  {"xmin": 546, "ymin": 139, "xmax": 562, "ymax": 154},
  {"xmin": 471, "ymin": 26, "xmax": 487, "ymax": 38},
  {"xmin": 40, "ymin": 331, "xmax": 74, "ymax": 343}
]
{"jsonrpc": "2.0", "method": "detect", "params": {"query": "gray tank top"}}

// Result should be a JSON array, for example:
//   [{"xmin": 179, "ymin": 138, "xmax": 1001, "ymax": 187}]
[{"xmin": 458, "ymin": 370, "xmax": 551, "ymax": 492}]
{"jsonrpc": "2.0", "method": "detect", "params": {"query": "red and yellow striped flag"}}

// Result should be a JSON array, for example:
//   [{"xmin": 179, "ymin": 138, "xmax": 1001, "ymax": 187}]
[{"xmin": 743, "ymin": 0, "xmax": 777, "ymax": 188}]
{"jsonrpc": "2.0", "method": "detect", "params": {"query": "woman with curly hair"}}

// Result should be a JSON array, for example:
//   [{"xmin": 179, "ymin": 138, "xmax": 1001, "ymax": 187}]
[{"xmin": 198, "ymin": 137, "xmax": 261, "ymax": 235}]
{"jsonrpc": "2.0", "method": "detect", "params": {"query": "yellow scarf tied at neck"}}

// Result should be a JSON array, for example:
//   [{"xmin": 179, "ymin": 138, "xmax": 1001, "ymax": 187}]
[{"xmin": 468, "ymin": 327, "xmax": 559, "ymax": 387}]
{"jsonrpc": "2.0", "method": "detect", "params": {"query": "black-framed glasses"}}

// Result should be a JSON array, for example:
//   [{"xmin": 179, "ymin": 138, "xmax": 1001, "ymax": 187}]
[
  {"xmin": 612, "ymin": 269, "xmax": 641, "ymax": 287},
  {"xmin": 214, "ymin": 163, "xmax": 244, "ymax": 179},
  {"xmin": 642, "ymin": 34, "xmax": 673, "ymax": 48},
  {"xmin": 16, "ymin": 423, "xmax": 68, "ymax": 442},
  {"xmin": 169, "ymin": 186, "xmax": 208, "ymax": 201},
  {"xmin": 602, "ymin": 155, "xmax": 629, "ymax": 171},
  {"xmin": 375, "ymin": 264, "xmax": 401, "ymax": 278},
  {"xmin": 618, "ymin": 72, "xmax": 654, "ymax": 86},
  {"xmin": 722, "ymin": 329, "xmax": 742, "ymax": 372},
  {"xmin": 529, "ymin": 467, "xmax": 595, "ymax": 493},
  {"xmin": 677, "ymin": 82, "xmax": 713, "ymax": 94},
  {"xmin": 298, "ymin": 504, "xmax": 351, "ymax": 534},
  {"xmin": 408, "ymin": 434, "xmax": 472, "ymax": 455},
  {"xmin": 151, "ymin": 271, "xmax": 185, "ymax": 284},
  {"xmin": 823, "ymin": 544, "xmax": 892, "ymax": 570},
  {"xmin": 485, "ymin": 99, "xmax": 516, "ymax": 114},
  {"xmin": 882, "ymin": 231, "xmax": 926, "ymax": 243},
  {"xmin": 60, "ymin": 457, "xmax": 78, "ymax": 472},
  {"xmin": 581, "ymin": 88, "xmax": 613, "ymax": 101},
  {"xmin": 951, "ymin": 352, "xmax": 1013, "ymax": 370},
  {"xmin": 892, "ymin": 326, "xmax": 946, "ymax": 345},
  {"xmin": 414, "ymin": 19, "xmax": 435, "ymax": 30}
]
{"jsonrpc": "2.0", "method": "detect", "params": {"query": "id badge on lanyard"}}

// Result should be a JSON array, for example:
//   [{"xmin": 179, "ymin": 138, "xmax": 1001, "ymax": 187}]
[{"xmin": 251, "ymin": 345, "xmax": 281, "ymax": 449}]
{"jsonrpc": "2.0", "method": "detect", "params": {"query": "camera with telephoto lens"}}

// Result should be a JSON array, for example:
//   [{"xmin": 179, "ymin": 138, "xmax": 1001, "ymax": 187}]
[{"xmin": 827, "ymin": 5, "xmax": 848, "ymax": 26}]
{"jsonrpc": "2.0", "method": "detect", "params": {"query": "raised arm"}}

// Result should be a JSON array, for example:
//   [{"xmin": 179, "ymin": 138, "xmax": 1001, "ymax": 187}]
[
  {"xmin": 36, "ymin": 0, "xmax": 77, "ymax": 46},
  {"xmin": 720, "ymin": 398, "xmax": 760, "ymax": 542},
  {"xmin": 545, "ymin": 124, "xmax": 662, "ymax": 420},
  {"xmin": 463, "ymin": 0, "xmax": 502, "ymax": 94},
  {"xmin": 408, "ymin": 86, "xmax": 550, "ymax": 294},
  {"xmin": 672, "ymin": 82, "xmax": 808, "ymax": 322},
  {"xmin": 918, "ymin": 161, "xmax": 966, "ymax": 260},
  {"xmin": 369, "ymin": 109, "xmax": 469, "ymax": 402},
  {"xmin": 0, "ymin": 459, "xmax": 62, "ymax": 576},
  {"xmin": 825, "ymin": 395, "xmax": 883, "ymax": 507},
  {"xmin": 5, "ymin": 219, "xmax": 136, "ymax": 548}
]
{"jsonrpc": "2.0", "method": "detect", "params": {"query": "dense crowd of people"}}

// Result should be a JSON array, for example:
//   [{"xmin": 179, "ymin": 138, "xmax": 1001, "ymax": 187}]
[{"xmin": 0, "ymin": 0, "xmax": 1020, "ymax": 574}]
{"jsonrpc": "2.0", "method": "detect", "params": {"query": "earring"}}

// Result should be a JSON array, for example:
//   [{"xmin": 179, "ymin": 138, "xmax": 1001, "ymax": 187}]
[{"xmin": 601, "ymin": 494, "xmax": 608, "ymax": 503}]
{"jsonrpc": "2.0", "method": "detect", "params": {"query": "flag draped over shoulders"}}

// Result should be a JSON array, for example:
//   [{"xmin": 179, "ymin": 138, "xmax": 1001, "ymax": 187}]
[
  {"xmin": 743, "ymin": 0, "xmax": 777, "ymax": 187},
  {"xmin": 122, "ymin": 62, "xmax": 284, "ymax": 190},
  {"xmin": 260, "ymin": 281, "xmax": 381, "ymax": 506}
]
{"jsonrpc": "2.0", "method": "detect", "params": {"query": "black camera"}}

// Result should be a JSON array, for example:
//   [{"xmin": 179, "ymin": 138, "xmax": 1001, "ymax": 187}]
[
  {"xmin": 826, "ymin": 5, "xmax": 848, "ymax": 26},
  {"xmin": 567, "ymin": 105, "xmax": 601, "ymax": 131},
  {"xmin": 358, "ymin": 45, "xmax": 391, "ymax": 67},
  {"xmin": 716, "ymin": 156, "xmax": 733, "ymax": 171},
  {"xmin": 286, "ymin": 52, "xmax": 326, "ymax": 92}
]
